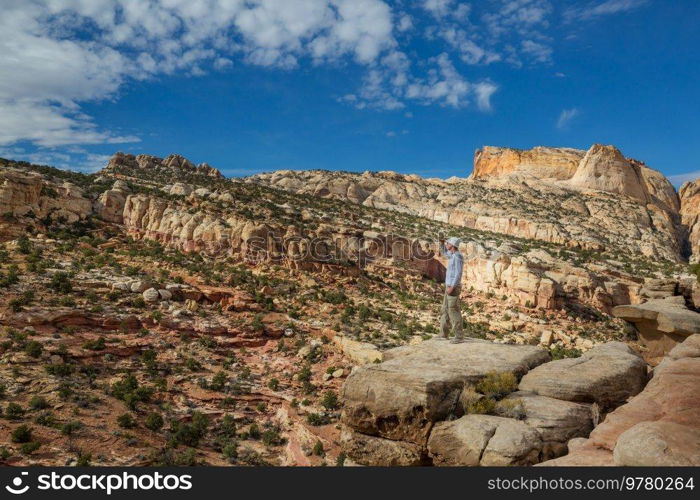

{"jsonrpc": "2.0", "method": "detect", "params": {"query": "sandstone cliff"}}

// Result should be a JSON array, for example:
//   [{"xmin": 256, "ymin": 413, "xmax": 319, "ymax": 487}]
[{"xmin": 248, "ymin": 144, "xmax": 684, "ymax": 262}]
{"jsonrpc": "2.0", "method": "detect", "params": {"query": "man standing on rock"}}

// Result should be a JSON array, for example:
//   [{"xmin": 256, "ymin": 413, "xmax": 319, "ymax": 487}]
[{"xmin": 439, "ymin": 236, "xmax": 465, "ymax": 343}]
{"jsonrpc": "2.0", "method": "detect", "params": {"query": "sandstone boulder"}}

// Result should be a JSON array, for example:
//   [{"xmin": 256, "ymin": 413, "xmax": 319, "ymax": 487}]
[
  {"xmin": 500, "ymin": 391, "xmax": 593, "ymax": 459},
  {"xmin": 428, "ymin": 414, "xmax": 542, "ymax": 466},
  {"xmin": 613, "ymin": 296, "xmax": 700, "ymax": 358},
  {"xmin": 342, "ymin": 339, "xmax": 549, "ymax": 444},
  {"xmin": 518, "ymin": 342, "xmax": 647, "ymax": 410},
  {"xmin": 541, "ymin": 335, "xmax": 700, "ymax": 466},
  {"xmin": 340, "ymin": 427, "xmax": 426, "ymax": 466},
  {"xmin": 143, "ymin": 288, "xmax": 160, "ymax": 303},
  {"xmin": 613, "ymin": 421, "xmax": 700, "ymax": 466}
]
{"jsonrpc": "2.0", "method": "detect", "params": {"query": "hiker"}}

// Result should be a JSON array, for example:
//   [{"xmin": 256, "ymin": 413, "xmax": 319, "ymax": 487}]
[{"xmin": 439, "ymin": 236, "xmax": 464, "ymax": 343}]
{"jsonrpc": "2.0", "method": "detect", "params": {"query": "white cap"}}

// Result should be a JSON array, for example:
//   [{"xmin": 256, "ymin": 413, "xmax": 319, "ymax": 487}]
[{"xmin": 446, "ymin": 237, "xmax": 461, "ymax": 248}]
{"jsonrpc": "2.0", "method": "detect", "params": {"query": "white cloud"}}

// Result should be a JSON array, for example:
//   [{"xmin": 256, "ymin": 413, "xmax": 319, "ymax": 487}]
[
  {"xmin": 556, "ymin": 107, "xmax": 580, "ymax": 129},
  {"xmin": 0, "ymin": 0, "xmax": 574, "ymax": 162},
  {"xmin": 474, "ymin": 82, "xmax": 499, "ymax": 111},
  {"xmin": 564, "ymin": 0, "xmax": 649, "ymax": 22},
  {"xmin": 397, "ymin": 14, "xmax": 414, "ymax": 32},
  {"xmin": 422, "ymin": 0, "xmax": 455, "ymax": 19},
  {"xmin": 0, "ymin": 146, "xmax": 112, "ymax": 173},
  {"xmin": 0, "ymin": 0, "xmax": 399, "ymax": 149},
  {"xmin": 521, "ymin": 39, "xmax": 552, "ymax": 63},
  {"xmin": 669, "ymin": 171, "xmax": 700, "ymax": 187}
]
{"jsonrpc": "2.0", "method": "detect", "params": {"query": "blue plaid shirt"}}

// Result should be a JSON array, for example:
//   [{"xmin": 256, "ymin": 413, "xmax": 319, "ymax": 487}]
[{"xmin": 441, "ymin": 244, "xmax": 464, "ymax": 288}]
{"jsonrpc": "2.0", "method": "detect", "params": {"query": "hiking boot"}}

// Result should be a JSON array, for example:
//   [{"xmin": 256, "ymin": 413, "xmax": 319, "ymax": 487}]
[{"xmin": 436, "ymin": 335, "xmax": 449, "ymax": 341}]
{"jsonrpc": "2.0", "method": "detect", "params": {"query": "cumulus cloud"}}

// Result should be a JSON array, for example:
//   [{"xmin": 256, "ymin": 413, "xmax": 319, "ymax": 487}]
[
  {"xmin": 0, "ymin": 0, "xmax": 399, "ymax": 149},
  {"xmin": 1, "ymin": 0, "xmax": 572, "ymax": 160},
  {"xmin": 556, "ymin": 107, "xmax": 580, "ymax": 129}
]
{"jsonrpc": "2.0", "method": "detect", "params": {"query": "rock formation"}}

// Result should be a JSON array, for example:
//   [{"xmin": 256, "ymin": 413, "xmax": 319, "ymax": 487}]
[
  {"xmin": 341, "ymin": 340, "xmax": 648, "ymax": 466},
  {"xmin": 612, "ymin": 295, "xmax": 700, "ymax": 358},
  {"xmin": 248, "ymin": 143, "xmax": 684, "ymax": 262},
  {"xmin": 542, "ymin": 335, "xmax": 700, "ymax": 466}
]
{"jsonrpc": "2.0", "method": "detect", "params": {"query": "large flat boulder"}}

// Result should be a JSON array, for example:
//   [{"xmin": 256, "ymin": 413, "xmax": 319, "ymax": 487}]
[
  {"xmin": 500, "ymin": 391, "xmax": 593, "ymax": 459},
  {"xmin": 541, "ymin": 335, "xmax": 700, "ymax": 466},
  {"xmin": 518, "ymin": 342, "xmax": 647, "ymax": 410},
  {"xmin": 342, "ymin": 339, "xmax": 550, "ymax": 444},
  {"xmin": 428, "ymin": 415, "xmax": 542, "ymax": 466},
  {"xmin": 613, "ymin": 296, "xmax": 700, "ymax": 358}
]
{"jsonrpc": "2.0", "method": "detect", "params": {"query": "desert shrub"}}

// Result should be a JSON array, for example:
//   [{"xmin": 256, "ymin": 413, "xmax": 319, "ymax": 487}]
[
  {"xmin": 61, "ymin": 421, "xmax": 82, "ymax": 436},
  {"xmin": 550, "ymin": 345, "xmax": 582, "ymax": 360},
  {"xmin": 261, "ymin": 427, "xmax": 284, "ymax": 446},
  {"xmin": 462, "ymin": 391, "xmax": 496, "ymax": 415},
  {"xmin": 169, "ymin": 411, "xmax": 208, "ymax": 447},
  {"xmin": 267, "ymin": 378, "xmax": 279, "ymax": 391},
  {"xmin": 24, "ymin": 340, "xmax": 43, "ymax": 358},
  {"xmin": 76, "ymin": 452, "xmax": 91, "ymax": 466},
  {"xmin": 247, "ymin": 423, "xmax": 261, "ymax": 440},
  {"xmin": 494, "ymin": 399, "xmax": 526, "ymax": 420},
  {"xmin": 35, "ymin": 412, "xmax": 56, "ymax": 427},
  {"xmin": 21, "ymin": 442, "xmax": 41, "ymax": 455},
  {"xmin": 49, "ymin": 272, "xmax": 73, "ymax": 293},
  {"xmin": 312, "ymin": 440, "xmax": 324, "ymax": 456},
  {"xmin": 29, "ymin": 396, "xmax": 49, "ymax": 410},
  {"xmin": 5, "ymin": 402, "xmax": 25, "ymax": 420},
  {"xmin": 306, "ymin": 413, "xmax": 330, "ymax": 426},
  {"xmin": 475, "ymin": 371, "xmax": 518, "ymax": 399},
  {"xmin": 320, "ymin": 390, "xmax": 339, "ymax": 411},
  {"xmin": 45, "ymin": 363, "xmax": 74, "ymax": 377},
  {"xmin": 111, "ymin": 374, "xmax": 153, "ymax": 410},
  {"xmin": 209, "ymin": 371, "xmax": 227, "ymax": 392},
  {"xmin": 145, "ymin": 413, "xmax": 164, "ymax": 432},
  {"xmin": 82, "ymin": 337, "xmax": 106, "ymax": 351},
  {"xmin": 11, "ymin": 425, "xmax": 32, "ymax": 443},
  {"xmin": 222, "ymin": 442, "xmax": 238, "ymax": 462},
  {"xmin": 117, "ymin": 413, "xmax": 136, "ymax": 429},
  {"xmin": 218, "ymin": 415, "xmax": 236, "ymax": 438}
]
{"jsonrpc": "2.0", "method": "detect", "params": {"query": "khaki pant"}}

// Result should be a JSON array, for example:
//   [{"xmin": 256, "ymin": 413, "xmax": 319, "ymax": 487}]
[{"xmin": 440, "ymin": 287, "xmax": 463, "ymax": 339}]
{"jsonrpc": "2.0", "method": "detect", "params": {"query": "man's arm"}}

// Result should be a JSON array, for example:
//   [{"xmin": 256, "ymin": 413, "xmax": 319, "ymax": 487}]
[{"xmin": 438, "ymin": 238, "xmax": 449, "ymax": 257}]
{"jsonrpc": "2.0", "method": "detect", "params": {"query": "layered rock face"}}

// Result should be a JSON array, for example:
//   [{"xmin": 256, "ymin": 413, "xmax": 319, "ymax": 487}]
[
  {"xmin": 248, "ymin": 144, "xmax": 683, "ymax": 262},
  {"xmin": 341, "ymin": 340, "xmax": 649, "ymax": 466},
  {"xmin": 471, "ymin": 146, "xmax": 583, "ymax": 181},
  {"xmin": 679, "ymin": 179, "xmax": 700, "ymax": 262},
  {"xmin": 0, "ymin": 167, "xmax": 92, "ymax": 226},
  {"xmin": 542, "ymin": 335, "xmax": 700, "ymax": 466}
]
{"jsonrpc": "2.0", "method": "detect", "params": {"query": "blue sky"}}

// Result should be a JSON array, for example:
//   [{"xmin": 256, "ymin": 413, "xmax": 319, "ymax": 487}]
[{"xmin": 1, "ymin": 0, "xmax": 698, "ymax": 184}]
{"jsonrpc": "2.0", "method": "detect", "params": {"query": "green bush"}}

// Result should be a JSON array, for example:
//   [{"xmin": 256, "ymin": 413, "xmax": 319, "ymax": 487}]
[
  {"xmin": 117, "ymin": 413, "xmax": 136, "ymax": 429},
  {"xmin": 5, "ymin": 402, "xmax": 25, "ymax": 420},
  {"xmin": 145, "ymin": 413, "xmax": 164, "ymax": 432},
  {"xmin": 11, "ymin": 424, "xmax": 32, "ymax": 443},
  {"xmin": 475, "ymin": 371, "xmax": 518, "ymax": 399},
  {"xmin": 21, "ymin": 442, "xmax": 41, "ymax": 455},
  {"xmin": 24, "ymin": 340, "xmax": 43, "ymax": 358},
  {"xmin": 29, "ymin": 396, "xmax": 49, "ymax": 410},
  {"xmin": 222, "ymin": 442, "xmax": 238, "ymax": 463},
  {"xmin": 49, "ymin": 272, "xmax": 73, "ymax": 293},
  {"xmin": 320, "ymin": 390, "xmax": 339, "ymax": 410}
]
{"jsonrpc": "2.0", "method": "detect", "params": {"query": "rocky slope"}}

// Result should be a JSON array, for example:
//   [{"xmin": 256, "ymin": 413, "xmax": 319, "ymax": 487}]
[
  {"xmin": 247, "ymin": 144, "xmax": 684, "ymax": 262},
  {"xmin": 1, "ymin": 149, "xmax": 700, "ymax": 466}
]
